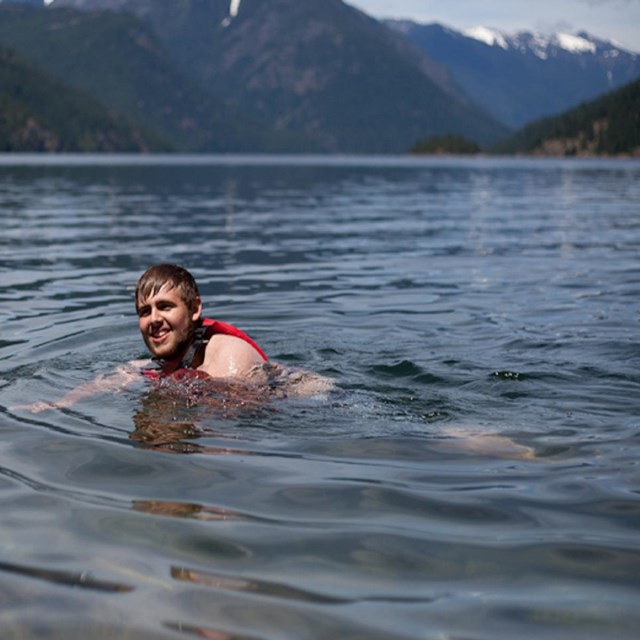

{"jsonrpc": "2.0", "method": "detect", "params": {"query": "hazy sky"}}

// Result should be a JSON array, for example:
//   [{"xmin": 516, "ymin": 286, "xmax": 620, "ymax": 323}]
[{"xmin": 348, "ymin": 0, "xmax": 640, "ymax": 51}]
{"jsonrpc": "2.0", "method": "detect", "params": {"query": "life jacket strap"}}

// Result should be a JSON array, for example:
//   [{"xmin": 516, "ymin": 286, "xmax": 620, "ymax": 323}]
[{"xmin": 178, "ymin": 321, "xmax": 209, "ymax": 370}]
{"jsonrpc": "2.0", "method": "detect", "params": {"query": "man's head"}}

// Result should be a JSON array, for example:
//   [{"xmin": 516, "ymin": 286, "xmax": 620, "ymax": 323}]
[
  {"xmin": 135, "ymin": 264, "xmax": 203, "ymax": 362},
  {"xmin": 135, "ymin": 264, "xmax": 200, "ymax": 314}
]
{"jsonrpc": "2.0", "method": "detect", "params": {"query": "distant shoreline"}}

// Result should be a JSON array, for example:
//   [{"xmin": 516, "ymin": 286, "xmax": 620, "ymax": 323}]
[{"xmin": 1, "ymin": 152, "xmax": 639, "ymax": 168}]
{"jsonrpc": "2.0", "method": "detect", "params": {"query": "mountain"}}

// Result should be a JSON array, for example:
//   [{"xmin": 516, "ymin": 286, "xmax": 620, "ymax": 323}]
[
  {"xmin": 0, "ymin": 42, "xmax": 168, "ymax": 151},
  {"xmin": 495, "ymin": 77, "xmax": 640, "ymax": 156},
  {"xmin": 0, "ymin": 3, "xmax": 301, "ymax": 151},
  {"xmin": 52, "ymin": 0, "xmax": 509, "ymax": 152},
  {"xmin": 387, "ymin": 21, "xmax": 640, "ymax": 130}
]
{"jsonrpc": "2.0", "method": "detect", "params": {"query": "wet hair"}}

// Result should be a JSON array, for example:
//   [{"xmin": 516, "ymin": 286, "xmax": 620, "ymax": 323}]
[{"xmin": 135, "ymin": 264, "xmax": 200, "ymax": 312}]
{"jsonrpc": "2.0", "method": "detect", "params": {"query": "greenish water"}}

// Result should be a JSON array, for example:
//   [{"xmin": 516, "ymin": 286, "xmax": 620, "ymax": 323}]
[{"xmin": 1, "ymin": 154, "xmax": 639, "ymax": 639}]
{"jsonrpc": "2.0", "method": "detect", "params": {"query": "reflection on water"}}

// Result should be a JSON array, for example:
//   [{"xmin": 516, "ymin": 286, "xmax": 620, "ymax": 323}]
[
  {"xmin": 130, "ymin": 380, "xmax": 254, "ymax": 454},
  {"xmin": 1, "ymin": 155, "xmax": 639, "ymax": 640},
  {"xmin": 0, "ymin": 560, "xmax": 134, "ymax": 593},
  {"xmin": 130, "ymin": 364, "xmax": 332, "ymax": 453},
  {"xmin": 133, "ymin": 501, "xmax": 244, "ymax": 522}
]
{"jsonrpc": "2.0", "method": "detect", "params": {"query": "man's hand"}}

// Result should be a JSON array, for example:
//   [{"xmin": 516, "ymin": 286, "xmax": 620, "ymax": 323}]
[
  {"xmin": 11, "ymin": 360, "xmax": 149, "ymax": 413},
  {"xmin": 11, "ymin": 399, "xmax": 71, "ymax": 413}
]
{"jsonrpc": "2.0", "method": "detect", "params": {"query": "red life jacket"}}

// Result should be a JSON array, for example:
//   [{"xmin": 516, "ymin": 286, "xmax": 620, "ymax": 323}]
[
  {"xmin": 200, "ymin": 317, "xmax": 268, "ymax": 362},
  {"xmin": 142, "ymin": 317, "xmax": 267, "ymax": 379}
]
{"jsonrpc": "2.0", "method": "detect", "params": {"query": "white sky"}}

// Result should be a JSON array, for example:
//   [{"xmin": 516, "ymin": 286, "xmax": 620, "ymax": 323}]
[{"xmin": 348, "ymin": 0, "xmax": 640, "ymax": 52}]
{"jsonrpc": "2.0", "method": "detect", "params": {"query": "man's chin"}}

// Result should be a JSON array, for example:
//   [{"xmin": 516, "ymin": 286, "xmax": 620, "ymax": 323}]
[
  {"xmin": 145, "ymin": 339, "xmax": 177, "ymax": 361},
  {"xmin": 152, "ymin": 349, "xmax": 179, "ymax": 361},
  {"xmin": 145, "ymin": 337, "xmax": 190, "ymax": 363}
]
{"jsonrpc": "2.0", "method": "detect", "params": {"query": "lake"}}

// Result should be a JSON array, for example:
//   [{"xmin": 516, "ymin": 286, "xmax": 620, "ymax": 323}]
[{"xmin": 1, "ymin": 154, "xmax": 639, "ymax": 639}]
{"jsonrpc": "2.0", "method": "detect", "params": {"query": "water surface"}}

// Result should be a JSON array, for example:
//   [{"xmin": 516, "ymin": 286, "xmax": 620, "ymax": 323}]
[{"xmin": 1, "ymin": 154, "xmax": 639, "ymax": 639}]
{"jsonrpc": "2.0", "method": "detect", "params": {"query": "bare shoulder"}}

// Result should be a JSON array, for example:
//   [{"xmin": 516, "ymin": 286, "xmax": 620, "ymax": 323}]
[{"xmin": 199, "ymin": 334, "xmax": 266, "ymax": 379}]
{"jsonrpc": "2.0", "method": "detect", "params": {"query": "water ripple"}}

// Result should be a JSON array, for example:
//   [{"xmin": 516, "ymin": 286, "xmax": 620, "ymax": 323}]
[{"xmin": 1, "ymin": 156, "xmax": 639, "ymax": 639}]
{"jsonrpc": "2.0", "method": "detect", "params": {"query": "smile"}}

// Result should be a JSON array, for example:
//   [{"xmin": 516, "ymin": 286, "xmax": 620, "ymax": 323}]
[{"xmin": 150, "ymin": 329, "xmax": 170, "ymax": 343}]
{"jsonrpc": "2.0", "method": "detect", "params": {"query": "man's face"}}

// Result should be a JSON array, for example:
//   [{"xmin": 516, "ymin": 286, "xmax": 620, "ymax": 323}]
[{"xmin": 137, "ymin": 284, "xmax": 201, "ymax": 361}]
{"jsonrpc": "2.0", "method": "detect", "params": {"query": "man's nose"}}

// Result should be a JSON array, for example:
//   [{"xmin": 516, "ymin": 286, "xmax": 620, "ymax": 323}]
[{"xmin": 150, "ymin": 307, "xmax": 161, "ymax": 323}]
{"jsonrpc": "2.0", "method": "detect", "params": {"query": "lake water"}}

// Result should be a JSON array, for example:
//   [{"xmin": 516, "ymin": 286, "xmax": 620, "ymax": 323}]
[{"xmin": 1, "ymin": 154, "xmax": 639, "ymax": 639}]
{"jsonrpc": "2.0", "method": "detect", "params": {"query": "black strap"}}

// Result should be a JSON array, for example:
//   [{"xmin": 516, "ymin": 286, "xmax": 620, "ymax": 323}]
[{"xmin": 178, "ymin": 321, "xmax": 210, "ymax": 370}]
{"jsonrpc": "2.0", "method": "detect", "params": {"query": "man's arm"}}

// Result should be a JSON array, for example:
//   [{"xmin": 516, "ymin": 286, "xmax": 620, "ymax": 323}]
[{"xmin": 14, "ymin": 360, "xmax": 148, "ymax": 413}]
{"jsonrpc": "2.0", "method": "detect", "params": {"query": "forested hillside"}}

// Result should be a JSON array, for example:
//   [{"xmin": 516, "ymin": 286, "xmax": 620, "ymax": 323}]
[
  {"xmin": 0, "ymin": 43, "xmax": 168, "ymax": 151},
  {"xmin": 495, "ymin": 78, "xmax": 640, "ymax": 156},
  {"xmin": 0, "ymin": 3, "xmax": 298, "ymax": 152}
]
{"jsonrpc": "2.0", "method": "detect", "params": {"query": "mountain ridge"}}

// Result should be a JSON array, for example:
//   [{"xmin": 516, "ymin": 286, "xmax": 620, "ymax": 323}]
[
  {"xmin": 49, "ymin": 0, "xmax": 509, "ymax": 151},
  {"xmin": 2, "ymin": 1, "xmax": 636, "ymax": 153},
  {"xmin": 387, "ymin": 20, "xmax": 640, "ymax": 129},
  {"xmin": 461, "ymin": 26, "xmax": 637, "ymax": 57},
  {"xmin": 0, "ymin": 2, "xmax": 304, "ymax": 151}
]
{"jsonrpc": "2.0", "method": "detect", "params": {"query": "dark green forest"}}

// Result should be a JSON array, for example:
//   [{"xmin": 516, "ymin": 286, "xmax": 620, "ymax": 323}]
[
  {"xmin": 0, "ymin": 44, "xmax": 168, "ymax": 151},
  {"xmin": 495, "ymin": 79, "xmax": 640, "ymax": 156},
  {"xmin": 0, "ymin": 4, "xmax": 292, "ymax": 152}
]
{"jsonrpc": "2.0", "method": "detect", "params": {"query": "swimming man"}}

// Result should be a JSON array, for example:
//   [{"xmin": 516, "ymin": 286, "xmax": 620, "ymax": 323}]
[{"xmin": 135, "ymin": 263, "xmax": 268, "ymax": 380}]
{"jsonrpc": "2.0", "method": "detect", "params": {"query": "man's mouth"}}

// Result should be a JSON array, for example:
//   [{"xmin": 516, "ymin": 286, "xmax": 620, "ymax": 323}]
[{"xmin": 150, "ymin": 329, "xmax": 170, "ymax": 344}]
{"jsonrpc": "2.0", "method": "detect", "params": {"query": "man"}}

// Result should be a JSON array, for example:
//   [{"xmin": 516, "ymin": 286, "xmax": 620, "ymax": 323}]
[
  {"xmin": 19, "ymin": 264, "xmax": 273, "ymax": 412},
  {"xmin": 135, "ymin": 264, "xmax": 267, "ymax": 380}
]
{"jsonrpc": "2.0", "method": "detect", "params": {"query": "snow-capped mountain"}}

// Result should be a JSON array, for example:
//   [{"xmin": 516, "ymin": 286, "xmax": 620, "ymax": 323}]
[
  {"xmin": 464, "ymin": 26, "xmax": 630, "ymax": 60},
  {"xmin": 388, "ymin": 21, "xmax": 640, "ymax": 129}
]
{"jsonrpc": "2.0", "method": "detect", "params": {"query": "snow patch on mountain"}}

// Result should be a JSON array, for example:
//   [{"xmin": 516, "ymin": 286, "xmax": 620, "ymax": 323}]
[
  {"xmin": 464, "ymin": 26, "xmax": 508, "ymax": 49},
  {"xmin": 556, "ymin": 32, "xmax": 596, "ymax": 54},
  {"xmin": 464, "ymin": 26, "xmax": 617, "ymax": 59},
  {"xmin": 222, "ymin": 0, "xmax": 241, "ymax": 28}
]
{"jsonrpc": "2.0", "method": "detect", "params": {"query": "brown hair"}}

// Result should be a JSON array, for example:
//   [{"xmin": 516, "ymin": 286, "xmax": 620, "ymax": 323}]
[{"xmin": 135, "ymin": 264, "xmax": 200, "ymax": 311}]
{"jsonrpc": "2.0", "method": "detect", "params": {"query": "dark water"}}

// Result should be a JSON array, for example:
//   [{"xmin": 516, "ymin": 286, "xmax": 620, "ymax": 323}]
[{"xmin": 1, "ymin": 154, "xmax": 639, "ymax": 639}]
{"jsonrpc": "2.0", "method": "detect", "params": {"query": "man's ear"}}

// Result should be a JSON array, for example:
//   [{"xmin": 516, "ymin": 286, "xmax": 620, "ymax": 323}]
[{"xmin": 191, "ymin": 297, "xmax": 202, "ymax": 322}]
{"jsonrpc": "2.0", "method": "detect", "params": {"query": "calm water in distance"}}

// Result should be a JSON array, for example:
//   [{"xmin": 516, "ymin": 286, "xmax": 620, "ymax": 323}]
[{"xmin": 1, "ymin": 154, "xmax": 639, "ymax": 639}]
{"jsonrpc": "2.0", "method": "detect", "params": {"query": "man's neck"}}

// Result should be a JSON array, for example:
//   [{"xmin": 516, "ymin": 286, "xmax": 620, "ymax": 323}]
[
  {"xmin": 158, "ymin": 321, "xmax": 205, "ymax": 373},
  {"xmin": 156, "ymin": 340, "xmax": 192, "ymax": 374}
]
